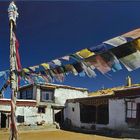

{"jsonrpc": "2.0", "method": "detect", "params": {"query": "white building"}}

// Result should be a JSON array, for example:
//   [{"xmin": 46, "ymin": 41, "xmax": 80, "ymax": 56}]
[
  {"xmin": 64, "ymin": 85, "xmax": 140, "ymax": 131},
  {"xmin": 0, "ymin": 83, "xmax": 88, "ymax": 128}
]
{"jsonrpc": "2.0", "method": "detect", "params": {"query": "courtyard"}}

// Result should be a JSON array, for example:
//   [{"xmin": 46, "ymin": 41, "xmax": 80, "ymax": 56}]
[{"xmin": 0, "ymin": 129, "xmax": 120, "ymax": 140}]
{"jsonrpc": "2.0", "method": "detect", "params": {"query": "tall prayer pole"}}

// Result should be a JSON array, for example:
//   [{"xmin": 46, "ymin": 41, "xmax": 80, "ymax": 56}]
[{"xmin": 8, "ymin": 2, "xmax": 19, "ymax": 140}]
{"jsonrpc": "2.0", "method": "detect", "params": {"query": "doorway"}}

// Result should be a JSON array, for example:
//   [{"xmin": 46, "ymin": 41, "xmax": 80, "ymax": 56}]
[
  {"xmin": 52, "ymin": 106, "xmax": 64, "ymax": 128},
  {"xmin": 55, "ymin": 110, "xmax": 64, "ymax": 125},
  {"xmin": 1, "ymin": 113, "xmax": 7, "ymax": 128},
  {"xmin": 136, "ymin": 103, "xmax": 140, "ymax": 126}
]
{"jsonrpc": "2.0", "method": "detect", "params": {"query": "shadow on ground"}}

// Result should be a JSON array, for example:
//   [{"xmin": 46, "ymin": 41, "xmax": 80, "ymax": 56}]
[{"xmin": 61, "ymin": 126, "xmax": 140, "ymax": 139}]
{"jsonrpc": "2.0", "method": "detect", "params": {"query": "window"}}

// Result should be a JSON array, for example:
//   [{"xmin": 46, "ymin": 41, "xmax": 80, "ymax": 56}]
[
  {"xmin": 20, "ymin": 88, "xmax": 33, "ymax": 99},
  {"xmin": 80, "ymin": 103, "xmax": 109, "ymax": 124},
  {"xmin": 97, "ymin": 104, "xmax": 109, "ymax": 124},
  {"xmin": 17, "ymin": 115, "xmax": 24, "ymax": 123},
  {"xmin": 38, "ymin": 106, "xmax": 46, "ymax": 113},
  {"xmin": 80, "ymin": 104, "xmax": 96, "ymax": 123},
  {"xmin": 126, "ymin": 101, "xmax": 137, "ymax": 120},
  {"xmin": 41, "ymin": 89, "xmax": 54, "ymax": 102},
  {"xmin": 72, "ymin": 107, "xmax": 75, "ymax": 112}
]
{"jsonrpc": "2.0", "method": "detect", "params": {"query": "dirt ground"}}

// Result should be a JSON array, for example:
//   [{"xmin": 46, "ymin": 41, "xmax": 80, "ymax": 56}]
[{"xmin": 0, "ymin": 129, "xmax": 120, "ymax": 140}]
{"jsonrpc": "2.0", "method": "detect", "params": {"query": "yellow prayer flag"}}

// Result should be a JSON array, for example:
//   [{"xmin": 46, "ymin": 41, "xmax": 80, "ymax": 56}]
[
  {"xmin": 41, "ymin": 63, "xmax": 50, "ymax": 69},
  {"xmin": 134, "ymin": 38, "xmax": 140, "ymax": 51},
  {"xmin": 23, "ymin": 68, "xmax": 30, "ymax": 73},
  {"xmin": 76, "ymin": 48, "xmax": 94, "ymax": 58}
]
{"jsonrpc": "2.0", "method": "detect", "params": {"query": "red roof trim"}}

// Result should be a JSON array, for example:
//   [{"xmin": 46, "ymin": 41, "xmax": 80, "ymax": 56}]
[{"xmin": 0, "ymin": 99, "xmax": 36, "ymax": 107}]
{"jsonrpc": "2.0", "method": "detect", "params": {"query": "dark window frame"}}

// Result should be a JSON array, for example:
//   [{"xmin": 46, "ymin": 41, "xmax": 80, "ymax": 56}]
[
  {"xmin": 20, "ymin": 87, "xmax": 33, "ymax": 100},
  {"xmin": 80, "ymin": 103, "xmax": 109, "ymax": 125},
  {"xmin": 126, "ymin": 101, "xmax": 137, "ymax": 122},
  {"xmin": 97, "ymin": 104, "xmax": 109, "ymax": 124},
  {"xmin": 80, "ymin": 104, "xmax": 96, "ymax": 123},
  {"xmin": 40, "ymin": 88, "xmax": 54, "ymax": 102},
  {"xmin": 38, "ymin": 106, "xmax": 46, "ymax": 113},
  {"xmin": 17, "ymin": 115, "xmax": 24, "ymax": 123},
  {"xmin": 72, "ymin": 107, "xmax": 75, "ymax": 112}
]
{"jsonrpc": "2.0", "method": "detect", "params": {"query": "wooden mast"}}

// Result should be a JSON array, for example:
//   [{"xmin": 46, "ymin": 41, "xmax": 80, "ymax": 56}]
[{"xmin": 8, "ymin": 1, "xmax": 19, "ymax": 140}]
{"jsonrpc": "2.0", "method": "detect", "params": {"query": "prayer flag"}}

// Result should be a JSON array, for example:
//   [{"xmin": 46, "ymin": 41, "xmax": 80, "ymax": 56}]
[
  {"xmin": 76, "ymin": 48, "xmax": 94, "ymax": 58},
  {"xmin": 120, "ymin": 50, "xmax": 140, "ymax": 71},
  {"xmin": 103, "ymin": 36, "xmax": 127, "ymax": 47}
]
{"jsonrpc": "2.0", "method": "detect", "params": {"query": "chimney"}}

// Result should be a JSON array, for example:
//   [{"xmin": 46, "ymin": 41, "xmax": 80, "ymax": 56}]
[{"xmin": 126, "ymin": 76, "xmax": 132, "ymax": 87}]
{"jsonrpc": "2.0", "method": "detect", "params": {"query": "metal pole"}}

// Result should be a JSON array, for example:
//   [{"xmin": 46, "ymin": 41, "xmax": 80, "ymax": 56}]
[{"xmin": 8, "ymin": 2, "xmax": 19, "ymax": 140}]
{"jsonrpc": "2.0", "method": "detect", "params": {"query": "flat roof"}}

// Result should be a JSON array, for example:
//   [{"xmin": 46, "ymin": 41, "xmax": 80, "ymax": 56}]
[
  {"xmin": 89, "ymin": 84, "xmax": 140, "ymax": 97},
  {"xmin": 19, "ymin": 83, "xmax": 88, "ymax": 92},
  {"xmin": 67, "ymin": 85, "xmax": 140, "ymax": 103}
]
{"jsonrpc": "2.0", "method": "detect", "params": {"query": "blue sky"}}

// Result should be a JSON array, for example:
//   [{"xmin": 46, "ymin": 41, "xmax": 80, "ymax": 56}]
[{"xmin": 1, "ymin": 1, "xmax": 140, "ymax": 98}]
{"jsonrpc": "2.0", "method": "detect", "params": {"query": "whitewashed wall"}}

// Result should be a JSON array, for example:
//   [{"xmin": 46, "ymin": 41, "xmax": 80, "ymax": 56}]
[
  {"xmin": 54, "ymin": 88, "xmax": 88, "ymax": 106},
  {"xmin": 108, "ymin": 99, "xmax": 128, "ymax": 130},
  {"xmin": 36, "ymin": 107, "xmax": 53, "ymax": 124},
  {"xmin": 64, "ymin": 102, "xmax": 96, "ymax": 129},
  {"xmin": 36, "ymin": 88, "xmax": 41, "ymax": 104},
  {"xmin": 16, "ymin": 106, "xmax": 37, "ymax": 125},
  {"xmin": 0, "ymin": 104, "xmax": 53, "ymax": 127},
  {"xmin": 64, "ymin": 98, "xmax": 140, "ymax": 130},
  {"xmin": 0, "ymin": 104, "xmax": 10, "ymax": 112},
  {"xmin": 64, "ymin": 102, "xmax": 81, "ymax": 127},
  {"xmin": 16, "ymin": 106, "xmax": 53, "ymax": 125}
]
